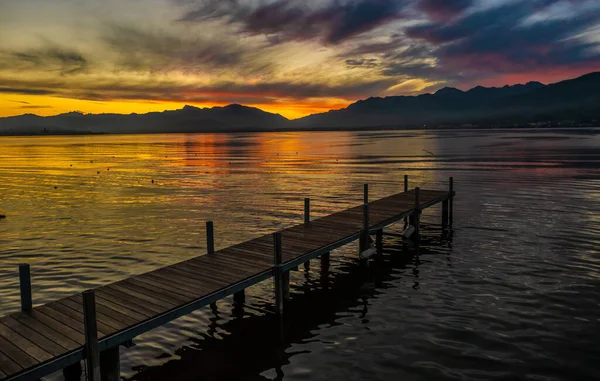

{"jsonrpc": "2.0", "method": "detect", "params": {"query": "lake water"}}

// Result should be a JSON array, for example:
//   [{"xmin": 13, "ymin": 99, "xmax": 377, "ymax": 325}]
[{"xmin": 0, "ymin": 129, "xmax": 599, "ymax": 381}]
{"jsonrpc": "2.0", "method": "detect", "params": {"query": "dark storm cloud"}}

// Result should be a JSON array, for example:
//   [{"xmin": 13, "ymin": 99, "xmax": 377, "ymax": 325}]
[
  {"xmin": 0, "ymin": 47, "xmax": 88, "ymax": 75},
  {"xmin": 0, "ymin": 87, "xmax": 55, "ymax": 95},
  {"xmin": 416, "ymin": 0, "xmax": 474, "ymax": 21},
  {"xmin": 405, "ymin": 0, "xmax": 600, "ymax": 74},
  {"xmin": 179, "ymin": 0, "xmax": 407, "ymax": 44},
  {"xmin": 101, "ymin": 24, "xmax": 251, "ymax": 72}
]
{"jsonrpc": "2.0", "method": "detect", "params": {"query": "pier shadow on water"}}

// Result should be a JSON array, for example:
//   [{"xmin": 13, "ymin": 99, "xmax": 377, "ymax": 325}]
[{"xmin": 124, "ymin": 224, "xmax": 451, "ymax": 381}]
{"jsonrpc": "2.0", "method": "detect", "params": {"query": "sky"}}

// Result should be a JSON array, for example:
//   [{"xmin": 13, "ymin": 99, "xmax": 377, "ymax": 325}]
[{"xmin": 0, "ymin": 0, "xmax": 599, "ymax": 119}]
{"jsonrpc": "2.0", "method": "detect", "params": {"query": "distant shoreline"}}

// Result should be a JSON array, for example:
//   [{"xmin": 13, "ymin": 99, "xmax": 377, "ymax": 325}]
[{"xmin": 0, "ymin": 123, "xmax": 598, "ymax": 137}]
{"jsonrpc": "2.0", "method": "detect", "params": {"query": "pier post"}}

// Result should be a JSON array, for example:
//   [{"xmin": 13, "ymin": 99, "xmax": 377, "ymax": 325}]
[
  {"xmin": 100, "ymin": 346, "xmax": 120, "ymax": 381},
  {"xmin": 304, "ymin": 198, "xmax": 310, "ymax": 270},
  {"xmin": 273, "ymin": 232, "xmax": 284, "ymax": 317},
  {"xmin": 364, "ymin": 184, "xmax": 369, "ymax": 204},
  {"xmin": 304, "ymin": 198, "xmax": 310, "ymax": 225},
  {"xmin": 282, "ymin": 271, "xmax": 290, "ymax": 302},
  {"xmin": 63, "ymin": 362, "xmax": 82, "ymax": 381},
  {"xmin": 206, "ymin": 221, "xmax": 214, "ymax": 254},
  {"xmin": 404, "ymin": 175, "xmax": 409, "ymax": 224},
  {"xmin": 18, "ymin": 264, "xmax": 32, "ymax": 313},
  {"xmin": 442, "ymin": 199, "xmax": 449, "ymax": 229},
  {"xmin": 82, "ymin": 290, "xmax": 101, "ymax": 381},
  {"xmin": 449, "ymin": 177, "xmax": 454, "ymax": 227},
  {"xmin": 359, "ymin": 203, "xmax": 370, "ymax": 266},
  {"xmin": 410, "ymin": 187, "xmax": 420, "ymax": 241}
]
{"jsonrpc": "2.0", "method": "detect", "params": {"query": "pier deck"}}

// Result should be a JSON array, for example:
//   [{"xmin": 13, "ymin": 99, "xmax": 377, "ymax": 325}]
[{"xmin": 0, "ymin": 184, "xmax": 454, "ymax": 381}]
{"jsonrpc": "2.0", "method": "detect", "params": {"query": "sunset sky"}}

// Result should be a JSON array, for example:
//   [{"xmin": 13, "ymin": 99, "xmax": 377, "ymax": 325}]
[{"xmin": 1, "ymin": 0, "xmax": 599, "ymax": 119}]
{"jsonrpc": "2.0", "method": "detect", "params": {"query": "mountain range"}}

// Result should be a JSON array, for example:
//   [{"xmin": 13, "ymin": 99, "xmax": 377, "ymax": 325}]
[{"xmin": 1, "ymin": 72, "xmax": 599, "ymax": 135}]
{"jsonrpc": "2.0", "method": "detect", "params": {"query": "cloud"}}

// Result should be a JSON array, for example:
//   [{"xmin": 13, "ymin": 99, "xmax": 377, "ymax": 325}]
[
  {"xmin": 416, "ymin": 0, "xmax": 473, "ymax": 22},
  {"xmin": 0, "ymin": 87, "xmax": 55, "ymax": 95},
  {"xmin": 179, "ymin": 0, "xmax": 407, "ymax": 44},
  {"xmin": 101, "ymin": 23, "xmax": 256, "ymax": 73},
  {"xmin": 0, "ymin": 46, "xmax": 88, "ymax": 75}
]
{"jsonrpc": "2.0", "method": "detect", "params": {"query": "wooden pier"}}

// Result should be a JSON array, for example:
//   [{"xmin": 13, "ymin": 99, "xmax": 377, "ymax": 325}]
[{"xmin": 0, "ymin": 177, "xmax": 454, "ymax": 381}]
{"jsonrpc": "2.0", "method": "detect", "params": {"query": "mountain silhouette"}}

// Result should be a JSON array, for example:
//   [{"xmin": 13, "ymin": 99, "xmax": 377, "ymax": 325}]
[
  {"xmin": 294, "ymin": 73, "xmax": 598, "ymax": 128},
  {"xmin": 1, "ymin": 72, "xmax": 598, "ymax": 135}
]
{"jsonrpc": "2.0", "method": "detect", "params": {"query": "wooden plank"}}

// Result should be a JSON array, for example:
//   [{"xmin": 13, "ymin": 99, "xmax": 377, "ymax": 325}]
[
  {"xmin": 163, "ymin": 265, "xmax": 234, "ymax": 289},
  {"xmin": 35, "ymin": 305, "xmax": 89, "ymax": 337},
  {"xmin": 55, "ymin": 297, "xmax": 130, "ymax": 332},
  {"xmin": 97, "ymin": 287, "xmax": 166, "ymax": 316},
  {"xmin": 106, "ymin": 283, "xmax": 176, "ymax": 311},
  {"xmin": 12, "ymin": 312, "xmax": 81, "ymax": 349},
  {"xmin": 149, "ymin": 267, "xmax": 223, "ymax": 293},
  {"xmin": 0, "ymin": 322, "xmax": 51, "ymax": 363},
  {"xmin": 142, "ymin": 272, "xmax": 216, "ymax": 297},
  {"xmin": 123, "ymin": 278, "xmax": 192, "ymax": 305},
  {"xmin": 134, "ymin": 274, "xmax": 200, "ymax": 300},
  {"xmin": 1, "ymin": 316, "xmax": 66, "ymax": 357},
  {"xmin": 0, "ymin": 348, "xmax": 23, "ymax": 377},
  {"xmin": 21, "ymin": 311, "xmax": 85, "ymax": 345},
  {"xmin": 0, "ymin": 333, "xmax": 38, "ymax": 369},
  {"xmin": 95, "ymin": 288, "xmax": 159, "ymax": 318},
  {"xmin": 176, "ymin": 259, "xmax": 257, "ymax": 283}
]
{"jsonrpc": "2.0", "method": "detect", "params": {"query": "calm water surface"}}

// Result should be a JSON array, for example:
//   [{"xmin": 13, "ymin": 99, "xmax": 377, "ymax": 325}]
[{"xmin": 0, "ymin": 129, "xmax": 599, "ymax": 380}]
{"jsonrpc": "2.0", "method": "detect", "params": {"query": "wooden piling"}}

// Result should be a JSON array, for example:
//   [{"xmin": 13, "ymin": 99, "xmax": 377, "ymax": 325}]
[
  {"xmin": 82, "ymin": 290, "xmax": 101, "ymax": 381},
  {"xmin": 364, "ymin": 184, "xmax": 369, "ymax": 204},
  {"xmin": 62, "ymin": 362, "xmax": 82, "ymax": 381},
  {"xmin": 19, "ymin": 264, "xmax": 32, "ymax": 313},
  {"xmin": 282, "ymin": 271, "xmax": 290, "ymax": 302},
  {"xmin": 206, "ymin": 221, "xmax": 214, "ymax": 254},
  {"xmin": 449, "ymin": 177, "xmax": 454, "ymax": 227},
  {"xmin": 404, "ymin": 175, "xmax": 409, "ymax": 223},
  {"xmin": 410, "ymin": 187, "xmax": 420, "ymax": 240},
  {"xmin": 273, "ymin": 232, "xmax": 284, "ymax": 316},
  {"xmin": 99, "ymin": 346, "xmax": 120, "ymax": 381},
  {"xmin": 304, "ymin": 198, "xmax": 310, "ymax": 225},
  {"xmin": 442, "ymin": 200, "xmax": 449, "ymax": 229}
]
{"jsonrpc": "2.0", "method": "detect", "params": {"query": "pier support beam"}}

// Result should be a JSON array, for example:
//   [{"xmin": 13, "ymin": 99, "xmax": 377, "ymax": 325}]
[
  {"xmin": 376, "ymin": 229, "xmax": 383, "ymax": 254},
  {"xmin": 404, "ymin": 175, "xmax": 409, "ymax": 224},
  {"xmin": 83, "ymin": 290, "xmax": 101, "ymax": 381},
  {"xmin": 100, "ymin": 346, "xmax": 120, "ymax": 381},
  {"xmin": 303, "ymin": 198, "xmax": 310, "ymax": 270},
  {"xmin": 359, "ymin": 202, "xmax": 370, "ymax": 266},
  {"xmin": 282, "ymin": 271, "xmax": 290, "ymax": 302},
  {"xmin": 273, "ymin": 232, "xmax": 284, "ymax": 317},
  {"xmin": 409, "ymin": 187, "xmax": 420, "ymax": 242},
  {"xmin": 442, "ymin": 200, "xmax": 449, "ymax": 229},
  {"xmin": 19, "ymin": 264, "xmax": 32, "ymax": 313},
  {"xmin": 63, "ymin": 362, "xmax": 82, "ymax": 381},
  {"xmin": 449, "ymin": 177, "xmax": 454, "ymax": 227}
]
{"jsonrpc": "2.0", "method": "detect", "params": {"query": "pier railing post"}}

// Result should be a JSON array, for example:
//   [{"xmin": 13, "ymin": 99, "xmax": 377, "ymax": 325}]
[
  {"xmin": 449, "ymin": 177, "xmax": 454, "ymax": 227},
  {"xmin": 364, "ymin": 184, "xmax": 369, "ymax": 204},
  {"xmin": 19, "ymin": 264, "xmax": 32, "ymax": 312},
  {"xmin": 206, "ymin": 221, "xmax": 214, "ymax": 254},
  {"xmin": 273, "ymin": 232, "xmax": 284, "ymax": 317},
  {"xmin": 404, "ymin": 175, "xmax": 408, "ymax": 192},
  {"xmin": 304, "ymin": 198, "xmax": 310, "ymax": 225},
  {"xmin": 83, "ymin": 290, "xmax": 101, "ymax": 381}
]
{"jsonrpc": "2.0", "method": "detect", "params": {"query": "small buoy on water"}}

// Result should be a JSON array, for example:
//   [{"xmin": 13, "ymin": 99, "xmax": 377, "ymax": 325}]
[
  {"xmin": 90, "ymin": 160, "xmax": 93, "ymax": 163},
  {"xmin": 70, "ymin": 164, "xmax": 72, "ymax": 167},
  {"xmin": 97, "ymin": 171, "xmax": 100, "ymax": 174},
  {"xmin": 0, "ymin": 214, "xmax": 6, "ymax": 219},
  {"xmin": 151, "ymin": 179, "xmax": 154, "ymax": 184},
  {"xmin": 54, "ymin": 186, "xmax": 57, "ymax": 189}
]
